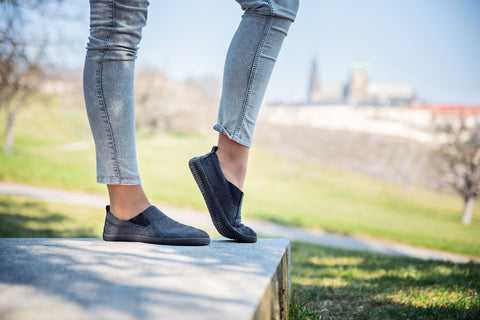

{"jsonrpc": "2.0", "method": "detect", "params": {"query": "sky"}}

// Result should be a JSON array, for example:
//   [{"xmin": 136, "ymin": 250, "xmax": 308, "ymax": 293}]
[{"xmin": 53, "ymin": 0, "xmax": 480, "ymax": 104}]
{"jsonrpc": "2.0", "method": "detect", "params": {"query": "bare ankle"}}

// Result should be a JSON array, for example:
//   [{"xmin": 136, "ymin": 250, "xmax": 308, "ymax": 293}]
[
  {"xmin": 216, "ymin": 133, "xmax": 250, "ymax": 191},
  {"xmin": 107, "ymin": 184, "xmax": 151, "ymax": 220}
]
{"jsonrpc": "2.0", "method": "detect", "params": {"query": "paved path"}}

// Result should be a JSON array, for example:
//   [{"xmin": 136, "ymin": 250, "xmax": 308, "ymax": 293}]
[{"xmin": 0, "ymin": 182, "xmax": 477, "ymax": 263}]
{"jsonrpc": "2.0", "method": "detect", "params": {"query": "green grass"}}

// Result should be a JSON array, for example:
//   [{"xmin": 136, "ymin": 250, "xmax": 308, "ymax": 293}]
[
  {"xmin": 0, "ymin": 194, "xmax": 103, "ymax": 238},
  {"xmin": 245, "ymin": 150, "xmax": 480, "ymax": 257},
  {"xmin": 290, "ymin": 242, "xmax": 480, "ymax": 320},
  {"xmin": 0, "ymin": 103, "xmax": 479, "ymax": 257},
  {"xmin": 0, "ymin": 195, "xmax": 478, "ymax": 320}
]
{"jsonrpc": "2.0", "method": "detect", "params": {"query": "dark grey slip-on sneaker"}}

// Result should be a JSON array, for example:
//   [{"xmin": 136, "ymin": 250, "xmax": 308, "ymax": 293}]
[
  {"xmin": 189, "ymin": 146, "xmax": 257, "ymax": 243},
  {"xmin": 103, "ymin": 205, "xmax": 210, "ymax": 246}
]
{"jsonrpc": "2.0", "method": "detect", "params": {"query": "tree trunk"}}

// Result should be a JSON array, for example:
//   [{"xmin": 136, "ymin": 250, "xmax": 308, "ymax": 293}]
[
  {"xmin": 4, "ymin": 110, "xmax": 15, "ymax": 154},
  {"xmin": 461, "ymin": 197, "xmax": 474, "ymax": 225}
]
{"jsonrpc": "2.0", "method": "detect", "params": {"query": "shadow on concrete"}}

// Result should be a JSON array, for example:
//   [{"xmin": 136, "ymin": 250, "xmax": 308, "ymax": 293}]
[{"xmin": 0, "ymin": 239, "xmax": 288, "ymax": 319}]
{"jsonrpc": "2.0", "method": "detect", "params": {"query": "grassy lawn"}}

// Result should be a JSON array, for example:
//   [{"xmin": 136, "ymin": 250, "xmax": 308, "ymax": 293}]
[
  {"xmin": 290, "ymin": 242, "xmax": 479, "ymax": 320},
  {"xmin": 0, "ymin": 195, "xmax": 478, "ymax": 319},
  {"xmin": 0, "ymin": 194, "xmax": 103, "ymax": 238},
  {"xmin": 0, "ymin": 104, "xmax": 479, "ymax": 257}
]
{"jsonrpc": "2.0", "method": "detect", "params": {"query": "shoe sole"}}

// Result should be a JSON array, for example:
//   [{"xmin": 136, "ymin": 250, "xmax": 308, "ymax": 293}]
[
  {"xmin": 189, "ymin": 157, "xmax": 257, "ymax": 243},
  {"xmin": 103, "ymin": 233, "xmax": 210, "ymax": 246}
]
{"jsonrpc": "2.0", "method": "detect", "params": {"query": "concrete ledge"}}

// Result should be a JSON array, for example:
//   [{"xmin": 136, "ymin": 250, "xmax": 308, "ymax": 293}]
[{"xmin": 0, "ymin": 238, "xmax": 290, "ymax": 320}]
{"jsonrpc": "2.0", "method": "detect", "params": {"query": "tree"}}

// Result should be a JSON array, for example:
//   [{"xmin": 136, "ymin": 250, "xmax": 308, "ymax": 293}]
[
  {"xmin": 0, "ymin": 0, "xmax": 63, "ymax": 153},
  {"xmin": 435, "ymin": 116, "xmax": 480, "ymax": 225},
  {"xmin": 134, "ymin": 69, "xmax": 216, "ymax": 136},
  {"xmin": 0, "ymin": 28, "xmax": 45, "ymax": 153}
]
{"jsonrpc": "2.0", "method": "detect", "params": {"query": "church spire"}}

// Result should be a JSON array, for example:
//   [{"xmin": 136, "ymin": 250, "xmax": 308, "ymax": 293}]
[{"xmin": 308, "ymin": 58, "xmax": 321, "ymax": 104}]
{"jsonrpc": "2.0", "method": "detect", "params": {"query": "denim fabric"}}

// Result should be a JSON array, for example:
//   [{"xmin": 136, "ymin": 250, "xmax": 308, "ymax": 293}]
[
  {"xmin": 83, "ymin": 0, "xmax": 298, "ymax": 185},
  {"xmin": 214, "ymin": 0, "xmax": 298, "ymax": 147},
  {"xmin": 236, "ymin": 0, "xmax": 298, "ymax": 21},
  {"xmin": 83, "ymin": 0, "xmax": 149, "ymax": 185}
]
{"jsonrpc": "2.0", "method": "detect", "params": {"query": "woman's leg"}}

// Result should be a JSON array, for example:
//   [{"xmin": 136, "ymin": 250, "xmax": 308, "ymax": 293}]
[
  {"xmin": 84, "ymin": 0, "xmax": 147, "ymax": 188},
  {"xmin": 215, "ymin": 0, "xmax": 299, "ymax": 189},
  {"xmin": 83, "ymin": 0, "xmax": 209, "ymax": 245},
  {"xmin": 83, "ymin": 0, "xmax": 150, "ymax": 220},
  {"xmin": 189, "ymin": 0, "xmax": 299, "ymax": 243}
]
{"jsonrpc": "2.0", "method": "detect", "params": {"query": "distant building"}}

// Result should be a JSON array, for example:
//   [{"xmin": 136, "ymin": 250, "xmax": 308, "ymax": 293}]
[
  {"xmin": 307, "ymin": 59, "xmax": 322, "ymax": 103},
  {"xmin": 367, "ymin": 82, "xmax": 415, "ymax": 106},
  {"xmin": 347, "ymin": 58, "xmax": 369, "ymax": 104},
  {"xmin": 307, "ymin": 57, "xmax": 416, "ymax": 106},
  {"xmin": 307, "ymin": 60, "xmax": 344, "ymax": 104}
]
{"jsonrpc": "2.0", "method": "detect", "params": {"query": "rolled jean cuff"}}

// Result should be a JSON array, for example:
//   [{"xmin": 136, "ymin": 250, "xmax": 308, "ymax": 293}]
[
  {"xmin": 213, "ymin": 123, "xmax": 252, "ymax": 148},
  {"xmin": 97, "ymin": 175, "xmax": 142, "ymax": 185}
]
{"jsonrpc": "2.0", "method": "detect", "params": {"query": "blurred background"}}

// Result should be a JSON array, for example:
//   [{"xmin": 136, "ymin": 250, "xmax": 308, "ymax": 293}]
[{"xmin": 1, "ymin": 0, "xmax": 479, "ymax": 257}]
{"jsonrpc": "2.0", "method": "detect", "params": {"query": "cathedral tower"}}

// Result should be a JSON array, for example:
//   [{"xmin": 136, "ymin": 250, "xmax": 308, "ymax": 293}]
[
  {"xmin": 307, "ymin": 59, "xmax": 321, "ymax": 104},
  {"xmin": 347, "ymin": 53, "xmax": 369, "ymax": 105}
]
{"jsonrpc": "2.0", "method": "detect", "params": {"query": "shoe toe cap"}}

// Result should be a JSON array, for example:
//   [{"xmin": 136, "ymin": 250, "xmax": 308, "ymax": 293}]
[
  {"xmin": 192, "ymin": 227, "xmax": 210, "ymax": 239},
  {"xmin": 234, "ymin": 224, "xmax": 257, "ymax": 242}
]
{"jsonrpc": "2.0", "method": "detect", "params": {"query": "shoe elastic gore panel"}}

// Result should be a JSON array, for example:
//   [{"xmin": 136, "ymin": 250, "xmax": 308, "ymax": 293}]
[
  {"xmin": 128, "ymin": 213, "xmax": 150, "ymax": 227},
  {"xmin": 227, "ymin": 181, "xmax": 243, "ymax": 207}
]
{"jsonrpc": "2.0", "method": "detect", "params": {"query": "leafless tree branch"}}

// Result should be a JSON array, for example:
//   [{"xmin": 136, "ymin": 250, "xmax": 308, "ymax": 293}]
[{"xmin": 435, "ymin": 116, "xmax": 480, "ymax": 224}]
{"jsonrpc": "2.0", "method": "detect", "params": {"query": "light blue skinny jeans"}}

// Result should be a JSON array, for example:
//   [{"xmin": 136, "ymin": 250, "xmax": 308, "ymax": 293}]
[{"xmin": 83, "ymin": 0, "xmax": 298, "ymax": 185}]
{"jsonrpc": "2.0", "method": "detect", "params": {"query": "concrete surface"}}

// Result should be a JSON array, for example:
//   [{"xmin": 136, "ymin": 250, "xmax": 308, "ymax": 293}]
[
  {"xmin": 1, "ymin": 182, "xmax": 477, "ymax": 263},
  {"xmin": 0, "ymin": 238, "xmax": 290, "ymax": 320}
]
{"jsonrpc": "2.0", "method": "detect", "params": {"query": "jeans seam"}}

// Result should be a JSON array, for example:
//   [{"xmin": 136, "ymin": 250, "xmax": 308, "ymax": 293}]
[
  {"xmin": 233, "ymin": 6, "xmax": 274, "ymax": 140},
  {"xmin": 98, "ymin": 175, "xmax": 140, "ymax": 183},
  {"xmin": 96, "ymin": 0, "xmax": 121, "ymax": 180}
]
